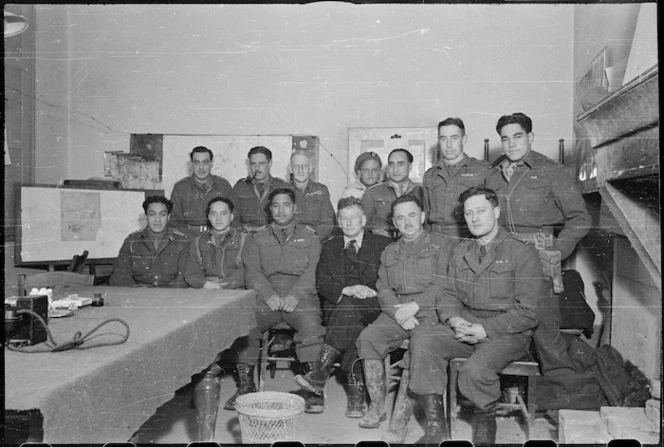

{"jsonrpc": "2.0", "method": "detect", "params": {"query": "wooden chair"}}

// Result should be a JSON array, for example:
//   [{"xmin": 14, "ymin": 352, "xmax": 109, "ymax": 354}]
[
  {"xmin": 257, "ymin": 322, "xmax": 298, "ymax": 391},
  {"xmin": 448, "ymin": 356, "xmax": 540, "ymax": 440}
]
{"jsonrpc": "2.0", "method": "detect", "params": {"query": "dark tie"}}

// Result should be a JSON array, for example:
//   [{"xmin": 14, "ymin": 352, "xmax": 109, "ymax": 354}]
[
  {"xmin": 479, "ymin": 245, "xmax": 487, "ymax": 264},
  {"xmin": 346, "ymin": 239, "xmax": 357, "ymax": 260},
  {"xmin": 281, "ymin": 229, "xmax": 289, "ymax": 243}
]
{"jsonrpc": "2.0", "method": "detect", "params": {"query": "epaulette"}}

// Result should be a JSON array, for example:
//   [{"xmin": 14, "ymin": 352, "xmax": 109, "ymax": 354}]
[
  {"xmin": 490, "ymin": 155, "xmax": 507, "ymax": 169},
  {"xmin": 172, "ymin": 228, "xmax": 188, "ymax": 238},
  {"xmin": 302, "ymin": 224, "xmax": 318, "ymax": 235},
  {"xmin": 128, "ymin": 228, "xmax": 143, "ymax": 237}
]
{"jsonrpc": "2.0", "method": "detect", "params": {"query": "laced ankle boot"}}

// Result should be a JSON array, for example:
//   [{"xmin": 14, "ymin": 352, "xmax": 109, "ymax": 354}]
[
  {"xmin": 415, "ymin": 394, "xmax": 449, "ymax": 445},
  {"xmin": 294, "ymin": 344, "xmax": 340, "ymax": 395},
  {"xmin": 223, "ymin": 363, "xmax": 256, "ymax": 410},
  {"xmin": 358, "ymin": 359, "xmax": 387, "ymax": 428}
]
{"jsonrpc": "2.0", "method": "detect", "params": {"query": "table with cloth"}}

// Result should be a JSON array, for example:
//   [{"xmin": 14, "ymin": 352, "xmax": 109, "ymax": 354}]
[{"xmin": 4, "ymin": 286, "xmax": 256, "ymax": 443}]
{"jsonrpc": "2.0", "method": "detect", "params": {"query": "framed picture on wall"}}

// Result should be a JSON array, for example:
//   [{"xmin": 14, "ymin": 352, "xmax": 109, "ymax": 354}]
[{"xmin": 579, "ymin": 47, "xmax": 609, "ymax": 93}]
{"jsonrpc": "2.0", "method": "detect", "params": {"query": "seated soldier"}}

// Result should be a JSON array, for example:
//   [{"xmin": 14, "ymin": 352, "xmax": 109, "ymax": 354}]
[
  {"xmin": 182, "ymin": 196, "xmax": 257, "ymax": 411},
  {"xmin": 109, "ymin": 196, "xmax": 196, "ymax": 288},
  {"xmin": 362, "ymin": 149, "xmax": 423, "ymax": 239},
  {"xmin": 289, "ymin": 149, "xmax": 336, "ymax": 240},
  {"xmin": 408, "ymin": 187, "xmax": 546, "ymax": 445},
  {"xmin": 240, "ymin": 187, "xmax": 326, "ymax": 412},
  {"xmin": 354, "ymin": 195, "xmax": 454, "ymax": 429},
  {"xmin": 293, "ymin": 197, "xmax": 392, "ymax": 416},
  {"xmin": 342, "ymin": 151, "xmax": 383, "ymax": 199},
  {"xmin": 185, "ymin": 197, "xmax": 247, "ymax": 290}
]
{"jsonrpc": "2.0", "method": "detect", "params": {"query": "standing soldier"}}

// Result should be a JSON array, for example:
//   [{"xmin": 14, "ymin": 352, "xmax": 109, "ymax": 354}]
[
  {"xmin": 486, "ymin": 112, "xmax": 592, "ymax": 377},
  {"xmin": 362, "ymin": 149, "xmax": 423, "ymax": 239},
  {"xmin": 170, "ymin": 146, "xmax": 232, "ymax": 237},
  {"xmin": 342, "ymin": 152, "xmax": 383, "ymax": 200},
  {"xmin": 230, "ymin": 146, "xmax": 289, "ymax": 233},
  {"xmin": 423, "ymin": 117, "xmax": 489, "ymax": 240},
  {"xmin": 289, "ymin": 149, "xmax": 336, "ymax": 240}
]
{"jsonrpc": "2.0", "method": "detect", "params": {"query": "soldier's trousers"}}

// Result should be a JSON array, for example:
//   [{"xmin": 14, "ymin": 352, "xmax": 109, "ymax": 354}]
[
  {"xmin": 532, "ymin": 286, "xmax": 576, "ymax": 376},
  {"xmin": 236, "ymin": 296, "xmax": 326, "ymax": 364},
  {"xmin": 324, "ymin": 295, "xmax": 381, "ymax": 373},
  {"xmin": 408, "ymin": 321, "xmax": 531, "ymax": 411},
  {"xmin": 356, "ymin": 313, "xmax": 429, "ymax": 360}
]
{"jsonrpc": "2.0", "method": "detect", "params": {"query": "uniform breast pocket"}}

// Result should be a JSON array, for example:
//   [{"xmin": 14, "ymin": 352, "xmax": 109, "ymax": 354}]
[
  {"xmin": 523, "ymin": 180, "xmax": 552, "ymax": 201},
  {"xmin": 429, "ymin": 184, "xmax": 450, "ymax": 211},
  {"xmin": 130, "ymin": 254, "xmax": 152, "ymax": 273},
  {"xmin": 410, "ymin": 249, "xmax": 438, "ymax": 284},
  {"xmin": 182, "ymin": 192, "xmax": 202, "ymax": 216},
  {"xmin": 289, "ymin": 239, "xmax": 313, "ymax": 272},
  {"xmin": 486, "ymin": 263, "xmax": 515, "ymax": 308}
]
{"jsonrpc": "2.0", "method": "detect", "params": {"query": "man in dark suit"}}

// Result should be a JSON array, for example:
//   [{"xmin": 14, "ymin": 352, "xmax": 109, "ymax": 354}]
[{"xmin": 294, "ymin": 197, "xmax": 391, "ymax": 417}]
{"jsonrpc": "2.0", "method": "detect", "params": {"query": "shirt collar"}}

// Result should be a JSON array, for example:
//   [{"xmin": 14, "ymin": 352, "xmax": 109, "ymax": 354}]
[
  {"xmin": 344, "ymin": 231, "xmax": 364, "ymax": 249},
  {"xmin": 438, "ymin": 152, "xmax": 470, "ymax": 169},
  {"xmin": 388, "ymin": 178, "xmax": 414, "ymax": 193}
]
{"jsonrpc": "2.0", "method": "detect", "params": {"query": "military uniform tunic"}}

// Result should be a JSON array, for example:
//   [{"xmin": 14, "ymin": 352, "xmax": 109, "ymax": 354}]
[
  {"xmin": 170, "ymin": 175, "xmax": 232, "ymax": 235},
  {"xmin": 241, "ymin": 220, "xmax": 325, "ymax": 363},
  {"xmin": 109, "ymin": 227, "xmax": 194, "ymax": 288},
  {"xmin": 361, "ymin": 180, "xmax": 424, "ymax": 238},
  {"xmin": 185, "ymin": 228, "xmax": 246, "ymax": 289},
  {"xmin": 356, "ymin": 231, "xmax": 454, "ymax": 361},
  {"xmin": 423, "ymin": 154, "xmax": 489, "ymax": 240},
  {"xmin": 485, "ymin": 150, "xmax": 591, "ymax": 260},
  {"xmin": 291, "ymin": 180, "xmax": 336, "ymax": 240},
  {"xmin": 230, "ymin": 176, "xmax": 290, "ymax": 231},
  {"xmin": 409, "ymin": 228, "xmax": 546, "ymax": 409}
]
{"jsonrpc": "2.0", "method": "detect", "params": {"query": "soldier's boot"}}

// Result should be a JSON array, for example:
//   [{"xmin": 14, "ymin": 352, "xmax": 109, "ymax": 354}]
[
  {"xmin": 358, "ymin": 359, "xmax": 387, "ymax": 429},
  {"xmin": 294, "ymin": 344, "xmax": 341, "ymax": 394},
  {"xmin": 299, "ymin": 362, "xmax": 326, "ymax": 414},
  {"xmin": 471, "ymin": 407, "xmax": 497, "ymax": 446},
  {"xmin": 223, "ymin": 363, "xmax": 256, "ymax": 410},
  {"xmin": 415, "ymin": 394, "xmax": 449, "ymax": 445},
  {"xmin": 381, "ymin": 370, "xmax": 415, "ymax": 443},
  {"xmin": 344, "ymin": 360, "xmax": 366, "ymax": 418}
]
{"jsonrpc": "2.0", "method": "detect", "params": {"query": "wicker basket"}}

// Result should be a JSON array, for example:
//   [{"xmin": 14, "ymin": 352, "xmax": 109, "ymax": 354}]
[{"xmin": 235, "ymin": 391, "xmax": 305, "ymax": 444}]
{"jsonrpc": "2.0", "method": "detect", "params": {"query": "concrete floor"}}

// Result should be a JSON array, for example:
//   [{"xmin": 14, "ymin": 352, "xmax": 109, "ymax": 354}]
[{"xmin": 131, "ymin": 361, "xmax": 559, "ymax": 444}]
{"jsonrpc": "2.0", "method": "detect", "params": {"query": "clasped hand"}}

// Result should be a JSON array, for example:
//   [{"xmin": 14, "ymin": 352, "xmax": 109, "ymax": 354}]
[
  {"xmin": 447, "ymin": 316, "xmax": 487, "ymax": 344},
  {"xmin": 265, "ymin": 294, "xmax": 299, "ymax": 312},
  {"xmin": 393, "ymin": 301, "xmax": 420, "ymax": 330},
  {"xmin": 342, "ymin": 285, "xmax": 377, "ymax": 300}
]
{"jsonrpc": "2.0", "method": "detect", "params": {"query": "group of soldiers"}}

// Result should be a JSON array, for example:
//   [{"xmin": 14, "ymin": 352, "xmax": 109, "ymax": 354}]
[{"xmin": 109, "ymin": 112, "xmax": 591, "ymax": 445}]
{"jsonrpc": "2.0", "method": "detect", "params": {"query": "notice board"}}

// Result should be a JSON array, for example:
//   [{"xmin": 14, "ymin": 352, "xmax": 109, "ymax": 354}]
[{"xmin": 17, "ymin": 185, "xmax": 161, "ymax": 265}]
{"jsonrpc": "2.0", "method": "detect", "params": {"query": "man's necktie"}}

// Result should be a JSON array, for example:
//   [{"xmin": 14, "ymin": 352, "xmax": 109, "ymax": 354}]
[
  {"xmin": 281, "ymin": 229, "xmax": 289, "ymax": 243},
  {"xmin": 479, "ymin": 245, "xmax": 487, "ymax": 264},
  {"xmin": 346, "ymin": 239, "xmax": 357, "ymax": 260},
  {"xmin": 504, "ymin": 162, "xmax": 516, "ymax": 182}
]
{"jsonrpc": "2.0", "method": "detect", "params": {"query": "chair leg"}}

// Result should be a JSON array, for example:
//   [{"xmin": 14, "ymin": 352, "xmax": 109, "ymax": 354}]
[
  {"xmin": 259, "ymin": 331, "xmax": 269, "ymax": 392},
  {"xmin": 448, "ymin": 360, "xmax": 459, "ymax": 439}
]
